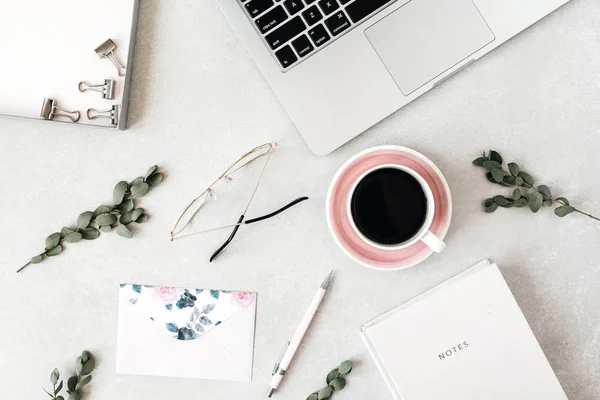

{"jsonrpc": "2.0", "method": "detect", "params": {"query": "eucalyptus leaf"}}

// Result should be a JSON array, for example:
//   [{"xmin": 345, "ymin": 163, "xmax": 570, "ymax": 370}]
[
  {"xmin": 117, "ymin": 199, "xmax": 134, "ymax": 213},
  {"xmin": 489, "ymin": 150, "xmax": 502, "ymax": 164},
  {"xmin": 117, "ymin": 224, "xmax": 133, "ymax": 238},
  {"xmin": 329, "ymin": 378, "xmax": 346, "ymax": 391},
  {"xmin": 55, "ymin": 380, "xmax": 64, "ymax": 395},
  {"xmin": 99, "ymin": 225, "xmax": 112, "ymax": 232},
  {"xmin": 508, "ymin": 162, "xmax": 520, "ymax": 177},
  {"xmin": 65, "ymin": 232, "xmax": 83, "ymax": 243},
  {"xmin": 67, "ymin": 376, "xmax": 78, "ymax": 392},
  {"xmin": 538, "ymin": 185, "xmax": 552, "ymax": 200},
  {"xmin": 326, "ymin": 369, "xmax": 340, "ymax": 384},
  {"xmin": 503, "ymin": 176, "xmax": 516, "ymax": 185},
  {"xmin": 57, "ymin": 397, "xmax": 65, "ymax": 400},
  {"xmin": 31, "ymin": 255, "xmax": 43, "ymax": 264},
  {"xmin": 130, "ymin": 177, "xmax": 145, "ymax": 187},
  {"xmin": 518, "ymin": 171, "xmax": 534, "ymax": 186},
  {"xmin": 482, "ymin": 160, "xmax": 502, "ymax": 171},
  {"xmin": 136, "ymin": 213, "xmax": 149, "ymax": 223},
  {"xmin": 472, "ymin": 157, "xmax": 487, "ymax": 166},
  {"xmin": 131, "ymin": 182, "xmax": 149, "ymax": 197},
  {"xmin": 132, "ymin": 208, "xmax": 144, "ymax": 221},
  {"xmin": 46, "ymin": 233, "xmax": 61, "ymax": 250},
  {"xmin": 485, "ymin": 203, "xmax": 499, "ymax": 213},
  {"xmin": 120, "ymin": 210, "xmax": 134, "ymax": 225},
  {"xmin": 46, "ymin": 245, "xmax": 63, "ymax": 257},
  {"xmin": 515, "ymin": 198, "xmax": 529, "ymax": 207},
  {"xmin": 543, "ymin": 200, "xmax": 553, "ymax": 207},
  {"xmin": 556, "ymin": 197, "xmax": 570, "ymax": 205},
  {"xmin": 491, "ymin": 168, "xmax": 504, "ymax": 183},
  {"xmin": 307, "ymin": 394, "xmax": 319, "ymax": 400},
  {"xmin": 515, "ymin": 176, "xmax": 524, "ymax": 186},
  {"xmin": 338, "ymin": 360, "xmax": 353, "ymax": 376},
  {"xmin": 512, "ymin": 189, "xmax": 521, "ymax": 200},
  {"xmin": 51, "ymin": 368, "xmax": 60, "ymax": 385},
  {"xmin": 146, "ymin": 165, "xmax": 158, "ymax": 178},
  {"xmin": 113, "ymin": 181, "xmax": 128, "ymax": 205},
  {"xmin": 80, "ymin": 359, "xmax": 95, "ymax": 375},
  {"xmin": 80, "ymin": 228, "xmax": 100, "ymax": 240},
  {"xmin": 147, "ymin": 173, "xmax": 163, "ymax": 187},
  {"xmin": 555, "ymin": 205, "xmax": 576, "ymax": 217},
  {"xmin": 81, "ymin": 351, "xmax": 92, "ymax": 364},
  {"xmin": 493, "ymin": 195, "xmax": 511, "ymax": 206},
  {"xmin": 96, "ymin": 213, "xmax": 117, "ymax": 226},
  {"xmin": 94, "ymin": 205, "xmax": 111, "ymax": 217},
  {"xmin": 317, "ymin": 387, "xmax": 332, "ymax": 400},
  {"xmin": 61, "ymin": 227, "xmax": 74, "ymax": 237},
  {"xmin": 77, "ymin": 212, "xmax": 94, "ymax": 229},
  {"xmin": 529, "ymin": 192, "xmax": 543, "ymax": 213}
]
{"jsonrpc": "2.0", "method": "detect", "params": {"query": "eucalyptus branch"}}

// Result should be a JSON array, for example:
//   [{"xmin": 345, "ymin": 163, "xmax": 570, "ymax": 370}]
[
  {"xmin": 44, "ymin": 351, "xmax": 95, "ymax": 400},
  {"xmin": 473, "ymin": 150, "xmax": 599, "ymax": 220},
  {"xmin": 306, "ymin": 360, "xmax": 353, "ymax": 400},
  {"xmin": 18, "ymin": 166, "xmax": 164, "ymax": 273}
]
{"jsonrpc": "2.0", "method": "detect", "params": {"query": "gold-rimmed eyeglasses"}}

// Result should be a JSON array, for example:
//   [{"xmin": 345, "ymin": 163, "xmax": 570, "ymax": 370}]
[{"xmin": 170, "ymin": 142, "xmax": 308, "ymax": 262}]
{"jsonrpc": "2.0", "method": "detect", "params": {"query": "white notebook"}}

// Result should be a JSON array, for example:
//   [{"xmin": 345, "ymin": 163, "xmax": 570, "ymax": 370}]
[
  {"xmin": 0, "ymin": 0, "xmax": 139, "ymax": 129},
  {"xmin": 361, "ymin": 260, "xmax": 568, "ymax": 400}
]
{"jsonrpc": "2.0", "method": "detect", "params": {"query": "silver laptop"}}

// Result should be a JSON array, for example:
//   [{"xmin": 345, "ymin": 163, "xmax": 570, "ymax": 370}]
[{"xmin": 217, "ymin": 0, "xmax": 571, "ymax": 154}]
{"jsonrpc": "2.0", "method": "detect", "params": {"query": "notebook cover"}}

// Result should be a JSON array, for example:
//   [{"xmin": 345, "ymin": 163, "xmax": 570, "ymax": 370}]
[{"xmin": 361, "ymin": 260, "xmax": 567, "ymax": 400}]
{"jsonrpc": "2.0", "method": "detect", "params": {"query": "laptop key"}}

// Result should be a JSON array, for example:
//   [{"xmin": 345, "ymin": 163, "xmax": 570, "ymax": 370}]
[
  {"xmin": 302, "ymin": 5, "xmax": 323, "ymax": 26},
  {"xmin": 324, "ymin": 11, "xmax": 350, "ymax": 36},
  {"xmin": 275, "ymin": 45, "xmax": 298, "ymax": 68},
  {"xmin": 318, "ymin": 0, "xmax": 339, "ymax": 16},
  {"xmin": 308, "ymin": 24, "xmax": 331, "ymax": 47},
  {"xmin": 245, "ymin": 0, "xmax": 275, "ymax": 18},
  {"xmin": 292, "ymin": 34, "xmax": 315, "ymax": 58},
  {"xmin": 345, "ymin": 0, "xmax": 393, "ymax": 23},
  {"xmin": 283, "ymin": 0, "xmax": 305, "ymax": 15},
  {"xmin": 256, "ymin": 6, "xmax": 288, "ymax": 34},
  {"xmin": 265, "ymin": 16, "xmax": 307, "ymax": 50}
]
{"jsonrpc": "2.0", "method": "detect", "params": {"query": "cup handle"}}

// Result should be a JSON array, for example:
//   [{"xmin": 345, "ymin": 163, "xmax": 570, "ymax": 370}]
[{"xmin": 420, "ymin": 230, "xmax": 446, "ymax": 253}]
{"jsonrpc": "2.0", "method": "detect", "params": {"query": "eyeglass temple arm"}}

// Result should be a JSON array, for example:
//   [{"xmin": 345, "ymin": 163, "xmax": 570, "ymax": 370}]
[
  {"xmin": 210, "ymin": 215, "xmax": 245, "ymax": 263},
  {"xmin": 209, "ymin": 197, "xmax": 309, "ymax": 262},
  {"xmin": 245, "ymin": 197, "xmax": 309, "ymax": 224}
]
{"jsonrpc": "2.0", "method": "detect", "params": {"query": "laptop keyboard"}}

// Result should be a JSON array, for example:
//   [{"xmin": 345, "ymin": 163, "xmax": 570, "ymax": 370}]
[{"xmin": 240, "ymin": 0, "xmax": 398, "ymax": 70}]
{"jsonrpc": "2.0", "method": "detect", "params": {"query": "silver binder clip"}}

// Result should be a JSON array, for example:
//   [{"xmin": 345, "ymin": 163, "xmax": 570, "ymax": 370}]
[
  {"xmin": 87, "ymin": 105, "xmax": 119, "ymax": 126},
  {"xmin": 78, "ymin": 79, "xmax": 116, "ymax": 100},
  {"xmin": 94, "ymin": 39, "xmax": 126, "ymax": 76},
  {"xmin": 40, "ymin": 98, "xmax": 80, "ymax": 122}
]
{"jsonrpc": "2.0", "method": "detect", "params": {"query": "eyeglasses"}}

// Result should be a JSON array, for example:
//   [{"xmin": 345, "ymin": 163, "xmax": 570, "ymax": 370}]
[{"xmin": 170, "ymin": 142, "xmax": 308, "ymax": 262}]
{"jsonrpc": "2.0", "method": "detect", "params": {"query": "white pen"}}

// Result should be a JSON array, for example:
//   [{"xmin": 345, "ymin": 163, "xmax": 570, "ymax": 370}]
[{"xmin": 267, "ymin": 270, "xmax": 334, "ymax": 398}]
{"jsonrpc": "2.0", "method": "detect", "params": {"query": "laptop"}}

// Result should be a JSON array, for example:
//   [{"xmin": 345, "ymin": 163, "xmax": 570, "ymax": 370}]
[{"xmin": 217, "ymin": 0, "xmax": 571, "ymax": 154}]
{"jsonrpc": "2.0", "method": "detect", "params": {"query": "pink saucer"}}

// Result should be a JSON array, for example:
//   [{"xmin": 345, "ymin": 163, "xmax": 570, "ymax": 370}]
[{"xmin": 326, "ymin": 146, "xmax": 452, "ymax": 271}]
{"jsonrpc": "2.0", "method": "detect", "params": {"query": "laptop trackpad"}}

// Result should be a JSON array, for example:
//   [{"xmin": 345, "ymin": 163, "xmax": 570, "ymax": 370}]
[{"xmin": 365, "ymin": 0, "xmax": 495, "ymax": 95}]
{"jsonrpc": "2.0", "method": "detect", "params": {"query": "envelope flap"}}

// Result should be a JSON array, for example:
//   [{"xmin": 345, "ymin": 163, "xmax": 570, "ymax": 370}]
[{"xmin": 120, "ymin": 284, "xmax": 256, "ymax": 341}]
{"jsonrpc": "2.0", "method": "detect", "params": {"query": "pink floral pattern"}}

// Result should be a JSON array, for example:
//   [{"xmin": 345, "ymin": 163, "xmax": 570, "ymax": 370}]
[
  {"xmin": 153, "ymin": 286, "xmax": 179, "ymax": 303},
  {"xmin": 233, "ymin": 292, "xmax": 255, "ymax": 307}
]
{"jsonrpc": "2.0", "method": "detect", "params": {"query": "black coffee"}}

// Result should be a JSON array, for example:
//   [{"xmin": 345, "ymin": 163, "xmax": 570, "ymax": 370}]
[{"xmin": 350, "ymin": 168, "xmax": 428, "ymax": 245}]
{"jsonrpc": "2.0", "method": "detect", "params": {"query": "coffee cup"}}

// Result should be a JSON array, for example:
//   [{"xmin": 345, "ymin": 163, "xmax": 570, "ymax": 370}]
[{"xmin": 346, "ymin": 164, "xmax": 446, "ymax": 253}]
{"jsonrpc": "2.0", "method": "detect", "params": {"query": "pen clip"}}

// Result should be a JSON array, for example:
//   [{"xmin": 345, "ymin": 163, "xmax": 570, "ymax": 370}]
[{"xmin": 272, "ymin": 341, "xmax": 290, "ymax": 375}]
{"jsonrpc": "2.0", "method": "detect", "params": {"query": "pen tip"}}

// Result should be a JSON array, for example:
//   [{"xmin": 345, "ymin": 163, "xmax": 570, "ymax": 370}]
[{"xmin": 321, "ymin": 270, "xmax": 334, "ymax": 289}]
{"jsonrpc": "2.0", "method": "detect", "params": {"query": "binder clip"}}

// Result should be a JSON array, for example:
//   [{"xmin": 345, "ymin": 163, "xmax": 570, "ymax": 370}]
[
  {"xmin": 40, "ymin": 98, "xmax": 80, "ymax": 122},
  {"xmin": 94, "ymin": 39, "xmax": 126, "ymax": 76},
  {"xmin": 78, "ymin": 79, "xmax": 116, "ymax": 100},
  {"xmin": 87, "ymin": 105, "xmax": 120, "ymax": 126}
]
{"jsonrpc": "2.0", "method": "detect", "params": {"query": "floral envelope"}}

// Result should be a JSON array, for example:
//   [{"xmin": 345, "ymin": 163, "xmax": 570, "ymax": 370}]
[{"xmin": 116, "ymin": 284, "xmax": 257, "ymax": 381}]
